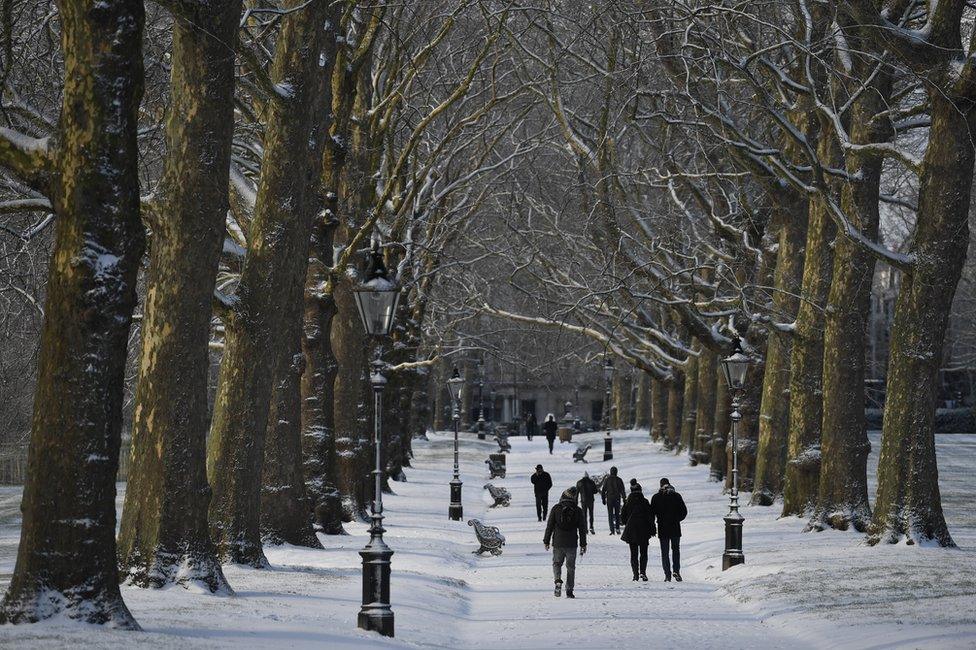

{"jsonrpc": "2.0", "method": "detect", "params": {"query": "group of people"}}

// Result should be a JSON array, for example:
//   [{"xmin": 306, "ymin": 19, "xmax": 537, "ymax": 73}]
[{"xmin": 533, "ymin": 465, "xmax": 687, "ymax": 598}]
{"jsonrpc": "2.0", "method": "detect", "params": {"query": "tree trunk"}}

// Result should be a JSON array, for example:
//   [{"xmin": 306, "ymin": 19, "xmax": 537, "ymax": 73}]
[
  {"xmin": 117, "ymin": 2, "xmax": 239, "ymax": 594},
  {"xmin": 261, "ymin": 280, "xmax": 322, "ymax": 548},
  {"xmin": 650, "ymin": 379, "xmax": 667, "ymax": 443},
  {"xmin": 710, "ymin": 371, "xmax": 730, "ymax": 482},
  {"xmin": 665, "ymin": 372, "xmax": 684, "ymax": 451},
  {"xmin": 753, "ymin": 209, "xmax": 807, "ymax": 505},
  {"xmin": 678, "ymin": 350, "xmax": 699, "ymax": 452},
  {"xmin": 612, "ymin": 368, "xmax": 634, "ymax": 429},
  {"xmin": 867, "ymin": 95, "xmax": 971, "ymax": 547},
  {"xmin": 207, "ymin": 1, "xmax": 332, "ymax": 566},
  {"xmin": 0, "ymin": 0, "xmax": 145, "ymax": 627},
  {"xmin": 634, "ymin": 371, "xmax": 651, "ymax": 431},
  {"xmin": 782, "ymin": 193, "xmax": 835, "ymax": 517},
  {"xmin": 692, "ymin": 349, "xmax": 716, "ymax": 466}
]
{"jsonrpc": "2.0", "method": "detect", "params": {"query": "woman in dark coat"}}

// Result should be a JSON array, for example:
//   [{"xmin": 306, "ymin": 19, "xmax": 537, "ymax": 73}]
[{"xmin": 620, "ymin": 482, "xmax": 655, "ymax": 581}]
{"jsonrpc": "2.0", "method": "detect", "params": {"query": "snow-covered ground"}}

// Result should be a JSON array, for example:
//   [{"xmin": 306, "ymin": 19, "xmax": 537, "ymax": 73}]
[{"xmin": 0, "ymin": 430, "xmax": 974, "ymax": 649}]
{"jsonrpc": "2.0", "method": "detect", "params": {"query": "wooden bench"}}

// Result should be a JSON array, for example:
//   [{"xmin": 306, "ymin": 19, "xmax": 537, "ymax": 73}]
[
  {"xmin": 483, "ymin": 483, "xmax": 511, "ymax": 507},
  {"xmin": 573, "ymin": 443, "xmax": 591, "ymax": 463},
  {"xmin": 468, "ymin": 518, "xmax": 505, "ymax": 556},
  {"xmin": 485, "ymin": 457, "xmax": 506, "ymax": 479}
]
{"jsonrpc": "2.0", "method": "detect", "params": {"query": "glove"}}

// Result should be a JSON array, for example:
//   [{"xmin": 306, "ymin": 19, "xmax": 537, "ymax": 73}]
[
  {"xmin": 580, "ymin": 546, "xmax": 587, "ymax": 556},
  {"xmin": 544, "ymin": 543, "xmax": 550, "ymax": 551}
]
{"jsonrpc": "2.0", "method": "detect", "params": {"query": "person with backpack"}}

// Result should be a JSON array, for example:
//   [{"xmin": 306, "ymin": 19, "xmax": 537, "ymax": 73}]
[
  {"xmin": 542, "ymin": 414, "xmax": 558, "ymax": 453},
  {"xmin": 620, "ymin": 481, "xmax": 655, "ymax": 581},
  {"xmin": 600, "ymin": 466, "xmax": 626, "ymax": 535},
  {"xmin": 543, "ymin": 486, "xmax": 587, "ymax": 598},
  {"xmin": 650, "ymin": 477, "xmax": 688, "ymax": 582},
  {"xmin": 576, "ymin": 472, "xmax": 597, "ymax": 535},
  {"xmin": 531, "ymin": 464, "xmax": 553, "ymax": 522}
]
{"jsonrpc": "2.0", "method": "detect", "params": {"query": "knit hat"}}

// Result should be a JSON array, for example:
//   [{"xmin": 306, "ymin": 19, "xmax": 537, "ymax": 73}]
[
  {"xmin": 631, "ymin": 483, "xmax": 643, "ymax": 493},
  {"xmin": 630, "ymin": 478, "xmax": 638, "ymax": 486},
  {"xmin": 561, "ymin": 486, "xmax": 579, "ymax": 501},
  {"xmin": 660, "ymin": 477, "xmax": 670, "ymax": 487},
  {"xmin": 536, "ymin": 464, "xmax": 543, "ymax": 471}
]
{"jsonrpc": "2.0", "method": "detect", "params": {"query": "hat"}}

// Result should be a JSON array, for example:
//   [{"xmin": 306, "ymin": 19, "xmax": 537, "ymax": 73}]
[
  {"xmin": 631, "ymin": 483, "xmax": 643, "ymax": 493},
  {"xmin": 536, "ymin": 464, "xmax": 543, "ymax": 470},
  {"xmin": 561, "ymin": 486, "xmax": 579, "ymax": 501},
  {"xmin": 660, "ymin": 477, "xmax": 670, "ymax": 487},
  {"xmin": 629, "ymin": 478, "xmax": 637, "ymax": 486},
  {"xmin": 610, "ymin": 466, "xmax": 618, "ymax": 475}
]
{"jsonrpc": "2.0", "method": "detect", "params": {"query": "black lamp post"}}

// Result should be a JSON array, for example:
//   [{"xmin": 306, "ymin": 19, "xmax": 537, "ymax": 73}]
[
  {"xmin": 603, "ymin": 358, "xmax": 615, "ymax": 461},
  {"xmin": 477, "ymin": 359, "xmax": 486, "ymax": 431},
  {"xmin": 448, "ymin": 367, "xmax": 464, "ymax": 521},
  {"xmin": 352, "ymin": 240, "xmax": 400, "ymax": 638},
  {"xmin": 720, "ymin": 337, "xmax": 751, "ymax": 571}
]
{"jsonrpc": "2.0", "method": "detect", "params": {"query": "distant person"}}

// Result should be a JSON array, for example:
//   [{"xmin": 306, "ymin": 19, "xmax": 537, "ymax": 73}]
[
  {"xmin": 576, "ymin": 472, "xmax": 597, "ymax": 534},
  {"xmin": 600, "ymin": 466, "xmax": 625, "ymax": 535},
  {"xmin": 526, "ymin": 412, "xmax": 538, "ymax": 440},
  {"xmin": 543, "ymin": 486, "xmax": 587, "ymax": 598},
  {"xmin": 650, "ymin": 477, "xmax": 687, "ymax": 582},
  {"xmin": 542, "ymin": 414, "xmax": 558, "ymax": 454},
  {"xmin": 621, "ymin": 481, "xmax": 655, "ymax": 581},
  {"xmin": 531, "ymin": 464, "xmax": 553, "ymax": 521}
]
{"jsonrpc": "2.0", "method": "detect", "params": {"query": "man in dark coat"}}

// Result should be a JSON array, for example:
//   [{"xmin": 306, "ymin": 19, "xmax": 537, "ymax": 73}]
[
  {"xmin": 621, "ymin": 482, "xmax": 655, "ymax": 581},
  {"xmin": 531, "ymin": 464, "xmax": 553, "ymax": 521},
  {"xmin": 526, "ymin": 412, "xmax": 537, "ymax": 440},
  {"xmin": 576, "ymin": 472, "xmax": 597, "ymax": 534},
  {"xmin": 542, "ymin": 414, "xmax": 558, "ymax": 453},
  {"xmin": 600, "ymin": 466, "xmax": 625, "ymax": 534},
  {"xmin": 543, "ymin": 486, "xmax": 587, "ymax": 598},
  {"xmin": 650, "ymin": 477, "xmax": 688, "ymax": 582}
]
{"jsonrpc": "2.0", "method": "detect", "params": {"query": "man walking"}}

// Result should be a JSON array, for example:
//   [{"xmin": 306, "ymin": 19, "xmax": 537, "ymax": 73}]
[
  {"xmin": 576, "ymin": 472, "xmax": 597, "ymax": 534},
  {"xmin": 542, "ymin": 414, "xmax": 558, "ymax": 454},
  {"xmin": 600, "ymin": 466, "xmax": 625, "ymax": 535},
  {"xmin": 531, "ymin": 464, "xmax": 553, "ymax": 522},
  {"xmin": 650, "ymin": 477, "xmax": 687, "ymax": 582},
  {"xmin": 543, "ymin": 486, "xmax": 587, "ymax": 598}
]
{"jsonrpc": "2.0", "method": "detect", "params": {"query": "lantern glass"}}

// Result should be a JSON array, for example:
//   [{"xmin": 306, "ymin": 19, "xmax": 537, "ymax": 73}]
[
  {"xmin": 603, "ymin": 359, "xmax": 615, "ymax": 384},
  {"xmin": 721, "ymin": 338, "xmax": 751, "ymax": 390},
  {"xmin": 353, "ymin": 279, "xmax": 400, "ymax": 337},
  {"xmin": 447, "ymin": 367, "xmax": 464, "ymax": 407}
]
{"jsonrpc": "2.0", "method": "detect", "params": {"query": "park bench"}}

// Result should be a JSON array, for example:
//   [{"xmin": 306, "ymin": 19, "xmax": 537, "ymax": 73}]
[
  {"xmin": 494, "ymin": 432, "xmax": 511, "ymax": 453},
  {"xmin": 483, "ymin": 483, "xmax": 511, "ymax": 508},
  {"xmin": 485, "ymin": 456, "xmax": 506, "ymax": 479},
  {"xmin": 572, "ymin": 443, "xmax": 591, "ymax": 463},
  {"xmin": 468, "ymin": 519, "xmax": 505, "ymax": 556}
]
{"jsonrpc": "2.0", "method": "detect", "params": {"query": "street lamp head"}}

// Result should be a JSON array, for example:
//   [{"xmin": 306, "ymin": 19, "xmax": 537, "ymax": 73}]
[
  {"xmin": 353, "ymin": 240, "xmax": 400, "ymax": 337},
  {"xmin": 603, "ymin": 357, "xmax": 615, "ymax": 384},
  {"xmin": 721, "ymin": 337, "xmax": 751, "ymax": 391},
  {"xmin": 447, "ymin": 366, "xmax": 464, "ymax": 408}
]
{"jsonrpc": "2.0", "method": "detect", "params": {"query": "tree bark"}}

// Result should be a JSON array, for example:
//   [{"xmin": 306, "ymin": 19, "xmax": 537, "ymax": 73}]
[
  {"xmin": 710, "ymin": 371, "xmax": 730, "ymax": 482},
  {"xmin": 207, "ymin": 1, "xmax": 333, "ymax": 566},
  {"xmin": 867, "ymin": 94, "xmax": 970, "ymax": 547},
  {"xmin": 0, "ymin": 0, "xmax": 144, "ymax": 627},
  {"xmin": 678, "ymin": 350, "xmax": 699, "ymax": 452},
  {"xmin": 612, "ymin": 367, "xmax": 634, "ymax": 429},
  {"xmin": 665, "ymin": 371, "xmax": 684, "ymax": 451},
  {"xmin": 692, "ymin": 349, "xmax": 716, "ymax": 465},
  {"xmin": 117, "ymin": 1, "xmax": 239, "ymax": 594},
  {"xmin": 634, "ymin": 371, "xmax": 651, "ymax": 431},
  {"xmin": 650, "ymin": 379, "xmax": 667, "ymax": 443},
  {"xmin": 753, "ymin": 208, "xmax": 807, "ymax": 505}
]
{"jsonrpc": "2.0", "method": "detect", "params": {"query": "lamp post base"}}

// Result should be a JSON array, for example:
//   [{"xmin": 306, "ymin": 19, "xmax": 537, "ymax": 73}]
[
  {"xmin": 603, "ymin": 435, "xmax": 613, "ymax": 461},
  {"xmin": 449, "ymin": 479, "xmax": 463, "ymax": 520},
  {"xmin": 722, "ymin": 513, "xmax": 745, "ymax": 570},
  {"xmin": 358, "ymin": 546, "xmax": 395, "ymax": 637}
]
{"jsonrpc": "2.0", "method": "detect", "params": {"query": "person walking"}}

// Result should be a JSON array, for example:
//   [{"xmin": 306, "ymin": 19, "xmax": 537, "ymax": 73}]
[
  {"xmin": 543, "ymin": 486, "xmax": 587, "ymax": 598},
  {"xmin": 650, "ymin": 477, "xmax": 687, "ymax": 582},
  {"xmin": 576, "ymin": 472, "xmax": 597, "ymax": 534},
  {"xmin": 542, "ymin": 414, "xmax": 558, "ymax": 454},
  {"xmin": 620, "ymin": 481, "xmax": 655, "ymax": 581},
  {"xmin": 531, "ymin": 464, "xmax": 553, "ymax": 522},
  {"xmin": 527, "ymin": 412, "xmax": 538, "ymax": 440},
  {"xmin": 600, "ymin": 466, "xmax": 625, "ymax": 535}
]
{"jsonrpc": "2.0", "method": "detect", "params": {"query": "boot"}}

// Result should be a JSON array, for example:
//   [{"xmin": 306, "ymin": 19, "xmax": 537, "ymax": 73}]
[
  {"xmin": 554, "ymin": 580, "xmax": 562, "ymax": 597},
  {"xmin": 566, "ymin": 590, "xmax": 575, "ymax": 598},
  {"xmin": 632, "ymin": 573, "xmax": 639, "ymax": 581},
  {"xmin": 640, "ymin": 574, "xmax": 648, "ymax": 582},
  {"xmin": 674, "ymin": 572, "xmax": 682, "ymax": 582}
]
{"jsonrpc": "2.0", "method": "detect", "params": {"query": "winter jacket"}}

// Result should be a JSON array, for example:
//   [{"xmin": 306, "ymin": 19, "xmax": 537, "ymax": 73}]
[
  {"xmin": 600, "ymin": 474, "xmax": 626, "ymax": 505},
  {"xmin": 650, "ymin": 485, "xmax": 688, "ymax": 538},
  {"xmin": 576, "ymin": 475, "xmax": 597, "ymax": 505},
  {"xmin": 542, "ymin": 419, "xmax": 558, "ymax": 439},
  {"xmin": 620, "ymin": 491, "xmax": 656, "ymax": 544},
  {"xmin": 531, "ymin": 471, "xmax": 553, "ymax": 495},
  {"xmin": 544, "ymin": 492, "xmax": 588, "ymax": 548}
]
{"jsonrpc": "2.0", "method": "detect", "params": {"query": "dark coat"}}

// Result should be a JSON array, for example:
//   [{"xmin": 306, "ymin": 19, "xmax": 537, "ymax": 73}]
[
  {"xmin": 576, "ymin": 475, "xmax": 597, "ymax": 505},
  {"xmin": 620, "ymin": 491, "xmax": 655, "ymax": 544},
  {"xmin": 542, "ymin": 420, "xmax": 558, "ymax": 439},
  {"xmin": 600, "ymin": 474, "xmax": 626, "ymax": 504},
  {"xmin": 543, "ymin": 496, "xmax": 588, "ymax": 548},
  {"xmin": 650, "ymin": 485, "xmax": 687, "ymax": 538},
  {"xmin": 531, "ymin": 470, "xmax": 553, "ymax": 495}
]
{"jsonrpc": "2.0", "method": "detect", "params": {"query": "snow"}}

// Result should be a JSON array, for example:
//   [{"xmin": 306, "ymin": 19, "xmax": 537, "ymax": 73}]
[{"xmin": 0, "ymin": 431, "xmax": 974, "ymax": 648}]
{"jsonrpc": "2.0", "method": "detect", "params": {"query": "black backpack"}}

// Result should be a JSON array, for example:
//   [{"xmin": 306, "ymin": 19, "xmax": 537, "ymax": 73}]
[{"xmin": 556, "ymin": 504, "xmax": 578, "ymax": 531}]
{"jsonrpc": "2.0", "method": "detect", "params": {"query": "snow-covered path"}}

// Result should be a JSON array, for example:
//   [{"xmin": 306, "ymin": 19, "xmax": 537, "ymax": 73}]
[{"xmin": 1, "ymin": 429, "xmax": 974, "ymax": 648}]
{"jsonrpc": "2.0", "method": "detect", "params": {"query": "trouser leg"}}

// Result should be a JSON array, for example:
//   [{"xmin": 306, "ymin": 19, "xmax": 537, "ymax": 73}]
[
  {"xmin": 672, "ymin": 537, "xmax": 680, "ymax": 574},
  {"xmin": 536, "ymin": 496, "xmax": 543, "ymax": 520},
  {"xmin": 564, "ymin": 547, "xmax": 577, "ymax": 591},
  {"xmin": 585, "ymin": 502, "xmax": 594, "ymax": 530},
  {"xmin": 629, "ymin": 544, "xmax": 639, "ymax": 576},
  {"xmin": 542, "ymin": 493, "xmax": 549, "ymax": 520},
  {"xmin": 660, "ymin": 536, "xmax": 672, "ymax": 577},
  {"xmin": 552, "ymin": 547, "xmax": 565, "ymax": 583},
  {"xmin": 639, "ymin": 543, "xmax": 648, "ymax": 575}
]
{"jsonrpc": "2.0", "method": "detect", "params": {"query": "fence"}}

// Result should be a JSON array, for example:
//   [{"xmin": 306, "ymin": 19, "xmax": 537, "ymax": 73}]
[{"xmin": 0, "ymin": 440, "xmax": 131, "ymax": 485}]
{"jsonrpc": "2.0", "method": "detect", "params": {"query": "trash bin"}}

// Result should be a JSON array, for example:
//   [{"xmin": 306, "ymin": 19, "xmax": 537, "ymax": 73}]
[{"xmin": 557, "ymin": 426, "xmax": 573, "ymax": 443}]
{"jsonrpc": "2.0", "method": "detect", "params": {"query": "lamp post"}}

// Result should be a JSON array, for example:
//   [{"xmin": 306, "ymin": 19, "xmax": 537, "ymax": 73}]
[
  {"xmin": 352, "ymin": 240, "xmax": 400, "ymax": 638},
  {"xmin": 720, "ymin": 337, "xmax": 751, "ymax": 571},
  {"xmin": 448, "ymin": 367, "xmax": 464, "ymax": 521},
  {"xmin": 603, "ymin": 358, "xmax": 615, "ymax": 461},
  {"xmin": 477, "ymin": 359, "xmax": 485, "ymax": 431}
]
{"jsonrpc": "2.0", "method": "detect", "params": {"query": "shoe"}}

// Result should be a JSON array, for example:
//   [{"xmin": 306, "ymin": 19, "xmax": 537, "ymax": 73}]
[
  {"xmin": 590, "ymin": 528, "xmax": 595, "ymax": 535},
  {"xmin": 566, "ymin": 591, "xmax": 575, "ymax": 598},
  {"xmin": 664, "ymin": 575, "xmax": 672, "ymax": 582},
  {"xmin": 554, "ymin": 580, "xmax": 562, "ymax": 597},
  {"xmin": 641, "ymin": 574, "xmax": 648, "ymax": 582},
  {"xmin": 609, "ymin": 530, "xmax": 615, "ymax": 536},
  {"xmin": 674, "ymin": 572, "xmax": 682, "ymax": 582},
  {"xmin": 632, "ymin": 574, "xmax": 639, "ymax": 582}
]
